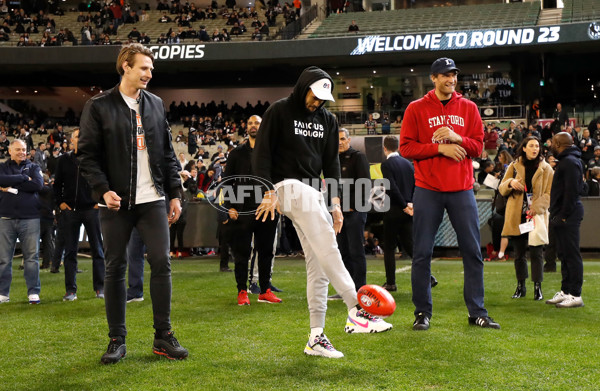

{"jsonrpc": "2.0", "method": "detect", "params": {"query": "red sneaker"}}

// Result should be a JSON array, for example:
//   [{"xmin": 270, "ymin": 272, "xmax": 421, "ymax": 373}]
[
  {"xmin": 258, "ymin": 288, "xmax": 282, "ymax": 303},
  {"xmin": 237, "ymin": 290, "xmax": 250, "ymax": 306}
]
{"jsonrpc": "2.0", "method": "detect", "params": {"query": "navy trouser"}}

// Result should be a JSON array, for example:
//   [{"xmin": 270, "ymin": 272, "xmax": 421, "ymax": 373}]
[
  {"xmin": 39, "ymin": 218, "xmax": 55, "ymax": 268},
  {"xmin": 126, "ymin": 227, "xmax": 145, "ymax": 300},
  {"xmin": 383, "ymin": 205, "xmax": 413, "ymax": 286},
  {"xmin": 229, "ymin": 215, "xmax": 277, "ymax": 294},
  {"xmin": 63, "ymin": 208, "xmax": 105, "ymax": 293},
  {"xmin": 412, "ymin": 187, "xmax": 487, "ymax": 319},
  {"xmin": 552, "ymin": 202, "xmax": 584, "ymax": 297},
  {"xmin": 99, "ymin": 201, "xmax": 171, "ymax": 338},
  {"xmin": 51, "ymin": 212, "xmax": 67, "ymax": 270},
  {"xmin": 336, "ymin": 211, "xmax": 367, "ymax": 291}
]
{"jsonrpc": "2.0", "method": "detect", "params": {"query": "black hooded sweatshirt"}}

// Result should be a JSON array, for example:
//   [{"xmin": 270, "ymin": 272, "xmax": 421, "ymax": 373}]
[
  {"xmin": 252, "ymin": 66, "xmax": 340, "ymax": 187},
  {"xmin": 550, "ymin": 145, "xmax": 583, "ymax": 221}
]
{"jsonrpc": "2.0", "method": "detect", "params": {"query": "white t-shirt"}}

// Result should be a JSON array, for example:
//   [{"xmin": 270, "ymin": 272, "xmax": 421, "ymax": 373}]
[{"xmin": 121, "ymin": 92, "xmax": 164, "ymax": 204}]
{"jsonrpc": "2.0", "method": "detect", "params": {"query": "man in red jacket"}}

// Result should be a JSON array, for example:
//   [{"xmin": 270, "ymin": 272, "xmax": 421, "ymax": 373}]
[{"xmin": 400, "ymin": 58, "xmax": 500, "ymax": 331}]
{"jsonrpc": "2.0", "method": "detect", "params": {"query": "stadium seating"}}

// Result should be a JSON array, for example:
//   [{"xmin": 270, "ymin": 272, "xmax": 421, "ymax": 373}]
[
  {"xmin": 561, "ymin": 0, "xmax": 600, "ymax": 23},
  {"xmin": 309, "ymin": 2, "xmax": 542, "ymax": 39},
  {"xmin": 0, "ymin": 9, "xmax": 284, "ymax": 46}
]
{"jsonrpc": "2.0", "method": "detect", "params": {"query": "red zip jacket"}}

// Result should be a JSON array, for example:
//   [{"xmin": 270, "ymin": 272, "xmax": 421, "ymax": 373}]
[{"xmin": 399, "ymin": 90, "xmax": 483, "ymax": 192}]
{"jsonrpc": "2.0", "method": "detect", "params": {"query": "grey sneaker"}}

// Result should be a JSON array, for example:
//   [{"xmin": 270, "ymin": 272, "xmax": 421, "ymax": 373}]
[{"xmin": 63, "ymin": 292, "xmax": 77, "ymax": 302}]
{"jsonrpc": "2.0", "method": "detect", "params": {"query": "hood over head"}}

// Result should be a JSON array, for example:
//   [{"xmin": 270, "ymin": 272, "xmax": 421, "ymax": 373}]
[{"xmin": 291, "ymin": 66, "xmax": 335, "ymax": 113}]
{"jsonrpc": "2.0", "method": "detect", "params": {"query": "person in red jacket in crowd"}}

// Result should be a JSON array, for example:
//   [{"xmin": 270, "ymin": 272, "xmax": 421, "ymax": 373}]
[
  {"xmin": 483, "ymin": 121, "xmax": 499, "ymax": 156},
  {"xmin": 400, "ymin": 57, "xmax": 500, "ymax": 332}
]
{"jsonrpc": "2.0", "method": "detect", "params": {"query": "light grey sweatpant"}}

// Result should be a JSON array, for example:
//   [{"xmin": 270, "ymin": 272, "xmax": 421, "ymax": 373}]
[{"xmin": 276, "ymin": 180, "xmax": 358, "ymax": 328}]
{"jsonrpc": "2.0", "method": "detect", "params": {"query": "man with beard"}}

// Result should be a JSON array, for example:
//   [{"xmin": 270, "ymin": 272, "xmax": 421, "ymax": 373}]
[{"xmin": 222, "ymin": 115, "xmax": 281, "ymax": 306}]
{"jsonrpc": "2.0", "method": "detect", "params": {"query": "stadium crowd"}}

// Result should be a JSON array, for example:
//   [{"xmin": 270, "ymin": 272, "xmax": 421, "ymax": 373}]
[{"xmin": 0, "ymin": 0, "xmax": 299, "ymax": 45}]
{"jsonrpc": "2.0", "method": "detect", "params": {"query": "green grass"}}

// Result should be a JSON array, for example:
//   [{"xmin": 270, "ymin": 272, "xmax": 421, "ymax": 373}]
[{"xmin": 1, "ymin": 256, "xmax": 599, "ymax": 391}]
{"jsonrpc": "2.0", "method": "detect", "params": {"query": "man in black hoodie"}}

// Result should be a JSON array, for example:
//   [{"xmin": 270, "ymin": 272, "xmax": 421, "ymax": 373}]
[
  {"xmin": 546, "ymin": 132, "xmax": 585, "ymax": 308},
  {"xmin": 253, "ymin": 67, "xmax": 392, "ymax": 359}
]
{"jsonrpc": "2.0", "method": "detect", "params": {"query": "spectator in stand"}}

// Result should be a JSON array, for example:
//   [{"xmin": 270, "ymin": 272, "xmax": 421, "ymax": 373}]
[
  {"xmin": 588, "ymin": 145, "xmax": 600, "ymax": 171},
  {"xmin": 553, "ymin": 103, "xmax": 569, "ymax": 132},
  {"xmin": 138, "ymin": 31, "xmax": 150, "ymax": 44},
  {"xmin": 33, "ymin": 142, "xmax": 47, "ymax": 173},
  {"xmin": 0, "ymin": 139, "xmax": 43, "ymax": 305},
  {"xmin": 365, "ymin": 113, "xmax": 377, "ymax": 135},
  {"xmin": 197, "ymin": 25, "xmax": 209, "ymax": 41},
  {"xmin": 127, "ymin": 26, "xmax": 141, "ymax": 41},
  {"xmin": 587, "ymin": 167, "xmax": 600, "ymax": 196},
  {"xmin": 53, "ymin": 129, "xmax": 105, "ymax": 301},
  {"xmin": 578, "ymin": 129, "xmax": 597, "ymax": 167},
  {"xmin": 167, "ymin": 30, "xmax": 180, "ymax": 43},
  {"xmin": 157, "ymin": 0, "xmax": 169, "ymax": 11},
  {"xmin": 503, "ymin": 120, "xmax": 522, "ymax": 145},
  {"xmin": 293, "ymin": 0, "xmax": 301, "ymax": 17},
  {"xmin": 159, "ymin": 11, "xmax": 172, "ymax": 23},
  {"xmin": 525, "ymin": 123, "xmax": 541, "ymax": 139},
  {"xmin": 47, "ymin": 147, "xmax": 61, "ymax": 176},
  {"xmin": 230, "ymin": 22, "xmax": 242, "ymax": 36},
  {"xmin": 156, "ymin": 33, "xmax": 167, "ymax": 43},
  {"xmin": 483, "ymin": 122, "xmax": 499, "ymax": 157},
  {"xmin": 124, "ymin": 10, "xmax": 139, "ymax": 24},
  {"xmin": 348, "ymin": 20, "xmax": 359, "ymax": 33},
  {"xmin": 104, "ymin": 22, "xmax": 118, "ymax": 36},
  {"xmin": 0, "ymin": 132, "xmax": 9, "ymax": 158}
]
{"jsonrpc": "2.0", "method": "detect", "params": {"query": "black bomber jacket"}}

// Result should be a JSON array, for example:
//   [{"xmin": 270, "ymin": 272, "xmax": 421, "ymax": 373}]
[{"xmin": 77, "ymin": 84, "xmax": 182, "ymax": 208}]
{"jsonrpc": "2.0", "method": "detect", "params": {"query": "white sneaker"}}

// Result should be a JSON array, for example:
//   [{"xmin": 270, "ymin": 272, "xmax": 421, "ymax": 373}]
[
  {"xmin": 304, "ymin": 333, "xmax": 344, "ymax": 358},
  {"xmin": 345, "ymin": 306, "xmax": 393, "ymax": 333},
  {"xmin": 0, "ymin": 295, "xmax": 9, "ymax": 303},
  {"xmin": 555, "ymin": 294, "xmax": 584, "ymax": 308},
  {"xmin": 28, "ymin": 294, "xmax": 41, "ymax": 304},
  {"xmin": 545, "ymin": 291, "xmax": 567, "ymax": 305}
]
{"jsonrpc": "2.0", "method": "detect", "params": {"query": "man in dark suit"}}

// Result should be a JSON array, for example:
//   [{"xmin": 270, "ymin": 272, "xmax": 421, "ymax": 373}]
[{"xmin": 380, "ymin": 135, "xmax": 415, "ymax": 291}]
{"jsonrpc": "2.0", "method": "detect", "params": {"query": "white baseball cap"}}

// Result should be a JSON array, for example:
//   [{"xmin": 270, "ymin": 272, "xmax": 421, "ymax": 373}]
[{"xmin": 309, "ymin": 78, "xmax": 335, "ymax": 102}]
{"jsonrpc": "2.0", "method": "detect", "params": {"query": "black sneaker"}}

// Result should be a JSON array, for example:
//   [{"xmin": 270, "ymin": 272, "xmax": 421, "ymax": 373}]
[
  {"xmin": 430, "ymin": 275, "xmax": 438, "ymax": 288},
  {"xmin": 413, "ymin": 313, "xmax": 430, "ymax": 331},
  {"xmin": 382, "ymin": 283, "xmax": 397, "ymax": 292},
  {"xmin": 468, "ymin": 316, "xmax": 501, "ymax": 329},
  {"xmin": 50, "ymin": 267, "xmax": 59, "ymax": 273},
  {"xmin": 269, "ymin": 283, "xmax": 283, "ymax": 293},
  {"xmin": 101, "ymin": 337, "xmax": 126, "ymax": 364},
  {"xmin": 153, "ymin": 330, "xmax": 189, "ymax": 360}
]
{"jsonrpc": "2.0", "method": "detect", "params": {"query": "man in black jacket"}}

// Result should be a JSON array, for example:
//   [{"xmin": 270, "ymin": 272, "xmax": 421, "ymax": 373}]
[
  {"xmin": 222, "ymin": 114, "xmax": 281, "ymax": 306},
  {"xmin": 546, "ymin": 132, "xmax": 585, "ymax": 308},
  {"xmin": 253, "ymin": 67, "xmax": 391, "ymax": 359},
  {"xmin": 328, "ymin": 127, "xmax": 369, "ymax": 297},
  {"xmin": 0, "ymin": 139, "xmax": 43, "ymax": 305},
  {"xmin": 78, "ymin": 43, "xmax": 188, "ymax": 364},
  {"xmin": 54, "ymin": 128, "xmax": 105, "ymax": 302}
]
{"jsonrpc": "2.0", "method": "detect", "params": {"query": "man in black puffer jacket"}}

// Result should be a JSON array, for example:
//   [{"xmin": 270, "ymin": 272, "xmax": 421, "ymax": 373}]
[{"xmin": 78, "ymin": 43, "xmax": 187, "ymax": 364}]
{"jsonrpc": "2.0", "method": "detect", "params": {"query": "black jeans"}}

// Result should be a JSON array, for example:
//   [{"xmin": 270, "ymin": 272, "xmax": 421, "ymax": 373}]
[
  {"xmin": 229, "ymin": 215, "xmax": 277, "ymax": 294},
  {"xmin": 336, "ymin": 211, "xmax": 367, "ymax": 291},
  {"xmin": 51, "ymin": 212, "xmax": 67, "ymax": 270},
  {"xmin": 63, "ymin": 208, "xmax": 105, "ymax": 293},
  {"xmin": 511, "ymin": 233, "xmax": 543, "ymax": 283},
  {"xmin": 39, "ymin": 218, "xmax": 55, "ymax": 268},
  {"xmin": 553, "ymin": 202, "xmax": 584, "ymax": 297},
  {"xmin": 126, "ymin": 227, "xmax": 145, "ymax": 300},
  {"xmin": 544, "ymin": 223, "xmax": 557, "ymax": 269},
  {"xmin": 99, "ymin": 201, "xmax": 172, "ymax": 338},
  {"xmin": 489, "ymin": 212, "xmax": 505, "ymax": 252},
  {"xmin": 383, "ymin": 205, "xmax": 413, "ymax": 286}
]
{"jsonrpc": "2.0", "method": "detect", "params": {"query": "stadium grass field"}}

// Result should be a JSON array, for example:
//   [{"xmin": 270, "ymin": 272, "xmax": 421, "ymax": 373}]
[{"xmin": 1, "ymin": 255, "xmax": 599, "ymax": 391}]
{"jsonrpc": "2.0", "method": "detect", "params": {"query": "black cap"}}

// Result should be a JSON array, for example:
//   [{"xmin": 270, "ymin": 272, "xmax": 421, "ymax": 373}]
[{"xmin": 431, "ymin": 57, "xmax": 460, "ymax": 75}]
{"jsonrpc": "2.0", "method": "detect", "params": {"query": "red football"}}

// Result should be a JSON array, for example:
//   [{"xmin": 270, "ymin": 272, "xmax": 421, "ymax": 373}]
[{"xmin": 357, "ymin": 284, "xmax": 396, "ymax": 318}]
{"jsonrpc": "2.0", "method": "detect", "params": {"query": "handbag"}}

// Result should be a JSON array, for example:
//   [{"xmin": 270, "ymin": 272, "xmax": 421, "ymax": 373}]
[{"xmin": 528, "ymin": 211, "xmax": 549, "ymax": 246}]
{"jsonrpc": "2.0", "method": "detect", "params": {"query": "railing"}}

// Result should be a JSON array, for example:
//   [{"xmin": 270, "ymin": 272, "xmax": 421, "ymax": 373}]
[
  {"xmin": 274, "ymin": 5, "xmax": 318, "ymax": 40},
  {"xmin": 478, "ymin": 104, "xmax": 525, "ymax": 119}
]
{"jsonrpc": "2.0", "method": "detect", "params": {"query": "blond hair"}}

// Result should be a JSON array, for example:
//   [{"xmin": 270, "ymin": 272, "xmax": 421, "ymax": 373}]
[{"xmin": 116, "ymin": 43, "xmax": 154, "ymax": 76}]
